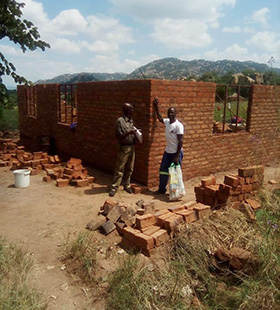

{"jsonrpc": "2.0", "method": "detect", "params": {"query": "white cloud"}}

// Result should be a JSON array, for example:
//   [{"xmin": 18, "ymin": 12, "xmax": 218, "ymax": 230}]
[
  {"xmin": 86, "ymin": 55, "xmax": 139, "ymax": 73},
  {"xmin": 246, "ymin": 31, "xmax": 280, "ymax": 53},
  {"xmin": 222, "ymin": 26, "xmax": 241, "ymax": 33},
  {"xmin": 52, "ymin": 9, "xmax": 87, "ymax": 35},
  {"xmin": 252, "ymin": 8, "xmax": 270, "ymax": 27},
  {"xmin": 204, "ymin": 44, "xmax": 249, "ymax": 61},
  {"xmin": 111, "ymin": 0, "xmax": 236, "ymax": 24},
  {"xmin": 0, "ymin": 45, "xmax": 22, "ymax": 56},
  {"xmin": 151, "ymin": 19, "xmax": 211, "ymax": 49},
  {"xmin": 51, "ymin": 38, "xmax": 81, "ymax": 54}
]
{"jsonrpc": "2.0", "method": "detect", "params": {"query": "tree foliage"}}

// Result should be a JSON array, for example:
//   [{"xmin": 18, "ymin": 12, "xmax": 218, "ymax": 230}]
[{"xmin": 0, "ymin": 0, "xmax": 50, "ymax": 110}]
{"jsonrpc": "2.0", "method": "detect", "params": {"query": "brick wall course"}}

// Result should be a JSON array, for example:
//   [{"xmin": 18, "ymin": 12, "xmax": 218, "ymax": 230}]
[{"xmin": 18, "ymin": 81, "xmax": 280, "ymax": 188}]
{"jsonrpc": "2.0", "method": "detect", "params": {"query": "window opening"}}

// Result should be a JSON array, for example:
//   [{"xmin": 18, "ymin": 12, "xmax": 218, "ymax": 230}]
[
  {"xmin": 59, "ymin": 84, "xmax": 77, "ymax": 125},
  {"xmin": 214, "ymin": 84, "xmax": 251, "ymax": 134},
  {"xmin": 25, "ymin": 86, "xmax": 37, "ymax": 118}
]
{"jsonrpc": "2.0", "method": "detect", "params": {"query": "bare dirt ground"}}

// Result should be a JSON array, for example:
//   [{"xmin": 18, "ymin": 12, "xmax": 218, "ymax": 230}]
[{"xmin": 0, "ymin": 162, "xmax": 280, "ymax": 310}]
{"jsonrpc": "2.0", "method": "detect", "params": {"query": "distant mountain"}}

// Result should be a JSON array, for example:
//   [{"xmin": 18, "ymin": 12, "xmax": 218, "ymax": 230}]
[
  {"xmin": 35, "ymin": 72, "xmax": 127, "ymax": 84},
  {"xmin": 36, "ymin": 58, "xmax": 280, "ymax": 84}
]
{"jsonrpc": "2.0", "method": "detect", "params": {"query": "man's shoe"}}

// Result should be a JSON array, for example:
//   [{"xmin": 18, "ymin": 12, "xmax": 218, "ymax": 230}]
[
  {"xmin": 124, "ymin": 186, "xmax": 133, "ymax": 194},
  {"xmin": 109, "ymin": 189, "xmax": 117, "ymax": 197}
]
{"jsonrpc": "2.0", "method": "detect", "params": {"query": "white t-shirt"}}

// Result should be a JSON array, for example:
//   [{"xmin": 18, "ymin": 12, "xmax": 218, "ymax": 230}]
[{"xmin": 163, "ymin": 118, "xmax": 184, "ymax": 153}]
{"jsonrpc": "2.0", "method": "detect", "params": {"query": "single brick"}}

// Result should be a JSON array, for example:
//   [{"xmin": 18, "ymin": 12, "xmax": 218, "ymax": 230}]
[
  {"xmin": 217, "ymin": 191, "xmax": 229, "ymax": 204},
  {"xmin": 86, "ymin": 217, "xmax": 106, "ymax": 231},
  {"xmin": 203, "ymin": 195, "xmax": 216, "ymax": 208},
  {"xmin": 101, "ymin": 220, "xmax": 116, "ymax": 235},
  {"xmin": 151, "ymin": 229, "xmax": 169, "ymax": 247},
  {"xmin": 141, "ymin": 225, "xmax": 161, "ymax": 235},
  {"xmin": 134, "ymin": 232, "xmax": 155, "ymax": 250},
  {"xmin": 168, "ymin": 205, "xmax": 186, "ymax": 213},
  {"xmin": 184, "ymin": 201, "xmax": 197, "ymax": 210},
  {"xmin": 155, "ymin": 208, "xmax": 169, "ymax": 217},
  {"xmin": 164, "ymin": 214, "xmax": 184, "ymax": 232},
  {"xmin": 203, "ymin": 184, "xmax": 220, "ymax": 198},
  {"xmin": 123, "ymin": 226, "xmax": 139, "ymax": 242},
  {"xmin": 135, "ymin": 214, "xmax": 156, "ymax": 230},
  {"xmin": 194, "ymin": 186, "xmax": 204, "ymax": 195},
  {"xmin": 107, "ymin": 205, "xmax": 122, "ymax": 223},
  {"xmin": 193, "ymin": 203, "xmax": 211, "ymax": 219},
  {"xmin": 238, "ymin": 165, "xmax": 264, "ymax": 177},
  {"xmin": 156, "ymin": 212, "xmax": 174, "ymax": 227},
  {"xmin": 195, "ymin": 194, "xmax": 204, "ymax": 204},
  {"xmin": 56, "ymin": 178, "xmax": 69, "ymax": 187},
  {"xmin": 201, "ymin": 176, "xmax": 216, "ymax": 187},
  {"xmin": 142, "ymin": 201, "xmax": 155, "ymax": 214},
  {"xmin": 102, "ymin": 198, "xmax": 118, "ymax": 215},
  {"xmin": 73, "ymin": 179, "xmax": 89, "ymax": 187},
  {"xmin": 224, "ymin": 175, "xmax": 240, "ymax": 187},
  {"xmin": 175, "ymin": 209, "xmax": 197, "ymax": 223}
]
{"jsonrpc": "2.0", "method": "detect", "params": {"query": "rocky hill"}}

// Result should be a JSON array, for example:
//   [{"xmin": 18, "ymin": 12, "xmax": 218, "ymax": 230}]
[{"xmin": 36, "ymin": 58, "xmax": 280, "ymax": 84}]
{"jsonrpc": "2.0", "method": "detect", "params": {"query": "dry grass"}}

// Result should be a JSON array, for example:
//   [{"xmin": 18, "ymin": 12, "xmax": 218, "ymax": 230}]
[{"xmin": 0, "ymin": 237, "xmax": 47, "ymax": 310}]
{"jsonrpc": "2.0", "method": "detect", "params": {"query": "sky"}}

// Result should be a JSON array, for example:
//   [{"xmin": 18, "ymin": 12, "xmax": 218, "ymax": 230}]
[{"xmin": 2, "ymin": 0, "xmax": 280, "ymax": 87}]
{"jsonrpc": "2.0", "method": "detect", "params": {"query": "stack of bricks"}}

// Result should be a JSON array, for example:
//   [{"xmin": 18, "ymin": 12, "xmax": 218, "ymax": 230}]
[
  {"xmin": 45, "ymin": 157, "xmax": 95, "ymax": 187},
  {"xmin": 0, "ymin": 138, "xmax": 60, "ymax": 175},
  {"xmin": 119, "ymin": 201, "xmax": 211, "ymax": 257},
  {"xmin": 195, "ymin": 165, "xmax": 264, "ymax": 208}
]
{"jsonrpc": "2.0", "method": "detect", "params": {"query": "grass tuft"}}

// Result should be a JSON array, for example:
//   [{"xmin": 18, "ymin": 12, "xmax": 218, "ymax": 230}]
[
  {"xmin": 0, "ymin": 237, "xmax": 47, "ymax": 310},
  {"xmin": 62, "ymin": 231, "xmax": 98, "ymax": 285}
]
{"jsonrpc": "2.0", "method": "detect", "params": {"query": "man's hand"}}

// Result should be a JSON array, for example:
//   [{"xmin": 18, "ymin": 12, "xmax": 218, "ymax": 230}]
[
  {"xmin": 153, "ymin": 97, "xmax": 159, "ymax": 107},
  {"xmin": 173, "ymin": 154, "xmax": 179, "ymax": 164}
]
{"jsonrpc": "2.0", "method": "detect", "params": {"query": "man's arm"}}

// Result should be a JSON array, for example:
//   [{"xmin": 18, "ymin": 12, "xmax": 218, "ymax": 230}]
[
  {"xmin": 116, "ymin": 118, "xmax": 135, "ymax": 143},
  {"xmin": 153, "ymin": 97, "xmax": 163, "ymax": 123},
  {"xmin": 173, "ymin": 134, "xmax": 183, "ymax": 164}
]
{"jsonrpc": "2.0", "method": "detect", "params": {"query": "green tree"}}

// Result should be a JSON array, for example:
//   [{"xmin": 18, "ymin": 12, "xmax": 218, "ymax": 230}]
[{"xmin": 0, "ymin": 0, "xmax": 50, "ymax": 114}]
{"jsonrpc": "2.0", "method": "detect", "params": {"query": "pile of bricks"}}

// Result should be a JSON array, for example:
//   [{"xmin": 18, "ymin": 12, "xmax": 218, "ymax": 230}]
[
  {"xmin": 44, "ymin": 157, "xmax": 95, "ymax": 187},
  {"xmin": 89, "ymin": 199, "xmax": 211, "ymax": 257},
  {"xmin": 195, "ymin": 165, "xmax": 264, "ymax": 208},
  {"xmin": 0, "ymin": 138, "xmax": 60, "ymax": 175}
]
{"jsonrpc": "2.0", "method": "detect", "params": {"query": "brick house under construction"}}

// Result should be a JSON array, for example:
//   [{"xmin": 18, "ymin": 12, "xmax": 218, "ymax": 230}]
[{"xmin": 17, "ymin": 80, "xmax": 280, "ymax": 188}]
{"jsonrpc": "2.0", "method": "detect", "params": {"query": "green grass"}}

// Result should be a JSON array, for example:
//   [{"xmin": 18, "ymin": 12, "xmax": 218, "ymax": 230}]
[
  {"xmin": 0, "ymin": 108, "xmax": 19, "ymax": 131},
  {"xmin": 0, "ymin": 237, "xmax": 47, "ymax": 310},
  {"xmin": 61, "ymin": 231, "xmax": 98, "ymax": 285},
  {"xmin": 214, "ymin": 101, "xmax": 248, "ymax": 124}
]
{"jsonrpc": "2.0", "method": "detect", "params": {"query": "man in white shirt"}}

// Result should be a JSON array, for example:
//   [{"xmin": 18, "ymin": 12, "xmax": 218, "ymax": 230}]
[{"xmin": 153, "ymin": 97, "xmax": 184, "ymax": 194}]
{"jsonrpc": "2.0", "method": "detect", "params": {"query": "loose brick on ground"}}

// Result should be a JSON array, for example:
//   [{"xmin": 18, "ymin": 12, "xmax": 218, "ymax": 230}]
[
  {"xmin": 156, "ymin": 211, "xmax": 174, "ymax": 227},
  {"xmin": 136, "ymin": 213, "xmax": 156, "ymax": 230},
  {"xmin": 56, "ymin": 178, "xmax": 69, "ymax": 187},
  {"xmin": 193, "ymin": 203, "xmax": 211, "ymax": 219},
  {"xmin": 164, "ymin": 214, "xmax": 184, "ymax": 232},
  {"xmin": 201, "ymin": 176, "xmax": 216, "ymax": 187},
  {"xmin": 224, "ymin": 175, "xmax": 240, "ymax": 187},
  {"xmin": 134, "ymin": 232, "xmax": 154, "ymax": 250},
  {"xmin": 141, "ymin": 225, "xmax": 161, "ymax": 235},
  {"xmin": 175, "ymin": 209, "xmax": 197, "ymax": 223},
  {"xmin": 151, "ymin": 229, "xmax": 169, "ymax": 247}
]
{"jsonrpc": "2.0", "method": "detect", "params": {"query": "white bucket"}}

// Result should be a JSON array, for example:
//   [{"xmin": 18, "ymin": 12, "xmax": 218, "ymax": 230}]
[{"xmin": 13, "ymin": 169, "xmax": 31, "ymax": 188}]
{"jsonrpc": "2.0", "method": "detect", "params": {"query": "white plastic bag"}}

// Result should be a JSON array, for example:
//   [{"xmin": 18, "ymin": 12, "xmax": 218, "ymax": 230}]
[{"xmin": 168, "ymin": 163, "xmax": 186, "ymax": 201}]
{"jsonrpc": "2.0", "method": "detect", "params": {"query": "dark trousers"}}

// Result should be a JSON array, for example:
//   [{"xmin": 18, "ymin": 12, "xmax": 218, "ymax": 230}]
[{"xmin": 158, "ymin": 150, "xmax": 183, "ymax": 193}]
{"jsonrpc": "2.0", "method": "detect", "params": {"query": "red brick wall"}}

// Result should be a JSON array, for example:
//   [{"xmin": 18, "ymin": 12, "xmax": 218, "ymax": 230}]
[{"xmin": 17, "ymin": 81, "xmax": 280, "ymax": 188}]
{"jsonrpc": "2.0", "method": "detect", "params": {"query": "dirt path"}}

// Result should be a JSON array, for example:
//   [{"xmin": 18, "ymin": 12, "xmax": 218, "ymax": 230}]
[{"xmin": 0, "ymin": 163, "xmax": 279, "ymax": 309}]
